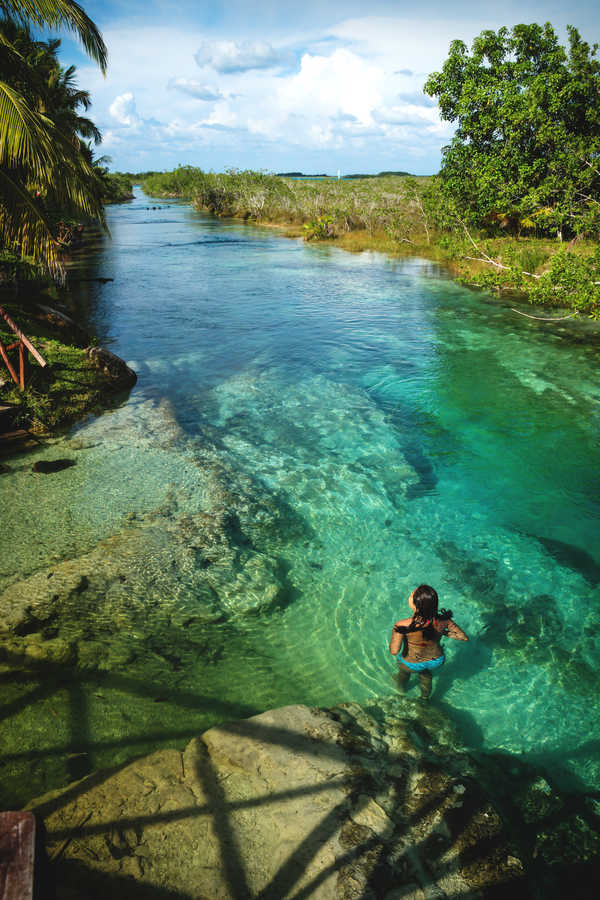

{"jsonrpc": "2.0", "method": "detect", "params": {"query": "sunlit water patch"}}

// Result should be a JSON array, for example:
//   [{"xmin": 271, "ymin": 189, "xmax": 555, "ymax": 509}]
[{"xmin": 1, "ymin": 190, "xmax": 599, "ymax": 805}]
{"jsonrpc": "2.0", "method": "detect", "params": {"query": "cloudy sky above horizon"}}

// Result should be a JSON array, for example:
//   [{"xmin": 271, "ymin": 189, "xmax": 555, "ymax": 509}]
[{"xmin": 56, "ymin": 0, "xmax": 600, "ymax": 175}]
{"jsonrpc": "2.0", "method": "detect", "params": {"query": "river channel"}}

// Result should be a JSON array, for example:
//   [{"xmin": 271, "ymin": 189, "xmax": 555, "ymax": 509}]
[{"xmin": 1, "ymin": 189, "xmax": 599, "ymax": 806}]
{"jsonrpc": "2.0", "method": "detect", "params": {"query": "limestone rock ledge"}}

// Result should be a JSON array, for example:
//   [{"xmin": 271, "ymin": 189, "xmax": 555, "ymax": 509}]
[{"xmin": 27, "ymin": 700, "xmax": 599, "ymax": 899}]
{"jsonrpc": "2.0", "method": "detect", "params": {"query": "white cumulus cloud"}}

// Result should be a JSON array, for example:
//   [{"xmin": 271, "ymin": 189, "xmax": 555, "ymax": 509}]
[
  {"xmin": 108, "ymin": 92, "xmax": 141, "ymax": 127},
  {"xmin": 168, "ymin": 78, "xmax": 224, "ymax": 101},
  {"xmin": 277, "ymin": 49, "xmax": 383, "ymax": 127},
  {"xmin": 194, "ymin": 39, "xmax": 294, "ymax": 73},
  {"xmin": 75, "ymin": 17, "xmax": 463, "ymax": 171},
  {"xmin": 374, "ymin": 103, "xmax": 451, "ymax": 133}
]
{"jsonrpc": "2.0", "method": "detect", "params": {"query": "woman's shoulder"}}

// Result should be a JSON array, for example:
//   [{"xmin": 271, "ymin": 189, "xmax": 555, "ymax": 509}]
[{"xmin": 394, "ymin": 617, "xmax": 413, "ymax": 628}]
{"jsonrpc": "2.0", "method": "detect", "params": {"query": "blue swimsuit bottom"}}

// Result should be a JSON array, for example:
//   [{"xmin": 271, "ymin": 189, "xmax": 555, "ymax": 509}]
[{"xmin": 399, "ymin": 654, "xmax": 445, "ymax": 672}]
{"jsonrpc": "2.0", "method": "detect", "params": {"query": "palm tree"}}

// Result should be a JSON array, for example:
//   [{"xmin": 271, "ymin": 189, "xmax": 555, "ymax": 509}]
[
  {"xmin": 0, "ymin": 1, "xmax": 107, "ymax": 275},
  {"xmin": 47, "ymin": 63, "xmax": 103, "ymax": 146}
]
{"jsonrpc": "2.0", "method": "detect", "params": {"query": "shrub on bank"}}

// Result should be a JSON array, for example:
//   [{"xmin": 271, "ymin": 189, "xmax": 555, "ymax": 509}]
[{"xmin": 100, "ymin": 173, "xmax": 134, "ymax": 203}]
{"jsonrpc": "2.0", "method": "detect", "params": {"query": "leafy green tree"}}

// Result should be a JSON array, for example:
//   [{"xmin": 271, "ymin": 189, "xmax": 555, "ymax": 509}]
[
  {"xmin": 0, "ymin": 1, "xmax": 107, "ymax": 274},
  {"xmin": 425, "ymin": 23, "xmax": 600, "ymax": 238}
]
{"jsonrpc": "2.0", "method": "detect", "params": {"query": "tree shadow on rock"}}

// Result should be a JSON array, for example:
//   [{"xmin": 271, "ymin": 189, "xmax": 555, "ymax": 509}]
[{"xmin": 45, "ymin": 858, "xmax": 192, "ymax": 900}]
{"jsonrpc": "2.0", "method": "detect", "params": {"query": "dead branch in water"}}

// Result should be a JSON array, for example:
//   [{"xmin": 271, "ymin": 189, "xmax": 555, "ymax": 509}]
[
  {"xmin": 460, "ymin": 221, "xmax": 541, "ymax": 278},
  {"xmin": 510, "ymin": 308, "xmax": 576, "ymax": 321}
]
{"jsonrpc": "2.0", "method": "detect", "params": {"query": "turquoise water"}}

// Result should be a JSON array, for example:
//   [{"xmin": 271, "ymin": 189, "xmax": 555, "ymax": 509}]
[{"xmin": 1, "ymin": 189, "xmax": 600, "ymax": 805}]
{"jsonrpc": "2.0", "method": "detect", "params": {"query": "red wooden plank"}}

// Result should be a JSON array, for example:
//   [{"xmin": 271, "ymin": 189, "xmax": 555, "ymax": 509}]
[
  {"xmin": 0, "ymin": 340, "xmax": 19, "ymax": 386},
  {"xmin": 0, "ymin": 812, "xmax": 35, "ymax": 900},
  {"xmin": 18, "ymin": 343, "xmax": 26, "ymax": 391},
  {"xmin": 0, "ymin": 306, "xmax": 46, "ymax": 368}
]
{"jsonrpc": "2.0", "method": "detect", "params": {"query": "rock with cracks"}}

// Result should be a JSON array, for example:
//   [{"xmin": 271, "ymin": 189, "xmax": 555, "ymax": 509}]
[{"xmin": 27, "ymin": 699, "xmax": 587, "ymax": 899}]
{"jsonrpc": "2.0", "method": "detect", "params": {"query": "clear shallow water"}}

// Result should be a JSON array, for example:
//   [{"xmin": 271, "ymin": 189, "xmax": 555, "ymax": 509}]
[{"xmin": 1, "ymin": 189, "xmax": 600, "ymax": 805}]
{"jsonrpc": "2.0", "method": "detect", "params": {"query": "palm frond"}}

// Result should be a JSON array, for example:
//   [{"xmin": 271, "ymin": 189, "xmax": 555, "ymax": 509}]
[
  {"xmin": 0, "ymin": 78, "xmax": 105, "ymax": 209},
  {"xmin": 74, "ymin": 115, "xmax": 101, "ymax": 143},
  {"xmin": 1, "ymin": 1, "xmax": 107, "ymax": 72},
  {"xmin": 0, "ymin": 8, "xmax": 107, "ymax": 280},
  {"xmin": 0, "ymin": 80, "xmax": 56, "ymax": 176},
  {"xmin": 0, "ymin": 165, "xmax": 61, "ymax": 275}
]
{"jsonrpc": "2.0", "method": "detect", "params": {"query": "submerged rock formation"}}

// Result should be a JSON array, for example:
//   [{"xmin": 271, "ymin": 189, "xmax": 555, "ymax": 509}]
[
  {"xmin": 0, "ymin": 499, "xmax": 298, "ymax": 676},
  {"xmin": 27, "ymin": 699, "xmax": 599, "ymax": 899},
  {"xmin": 86, "ymin": 347, "xmax": 137, "ymax": 389},
  {"xmin": 0, "ymin": 401, "xmax": 311, "ymax": 681}
]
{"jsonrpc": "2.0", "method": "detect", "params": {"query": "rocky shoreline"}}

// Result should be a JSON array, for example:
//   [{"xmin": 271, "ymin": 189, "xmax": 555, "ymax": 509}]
[{"xmin": 26, "ymin": 699, "xmax": 599, "ymax": 899}]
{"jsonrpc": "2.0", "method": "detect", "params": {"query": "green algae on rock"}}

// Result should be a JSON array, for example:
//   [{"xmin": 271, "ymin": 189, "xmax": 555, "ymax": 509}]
[{"xmin": 0, "ymin": 454, "xmax": 307, "ymax": 671}]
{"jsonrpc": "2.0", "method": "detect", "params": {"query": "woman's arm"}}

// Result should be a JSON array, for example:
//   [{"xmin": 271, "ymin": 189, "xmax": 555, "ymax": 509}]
[
  {"xmin": 446, "ymin": 620, "xmax": 468, "ymax": 641},
  {"xmin": 389, "ymin": 618, "xmax": 412, "ymax": 655}
]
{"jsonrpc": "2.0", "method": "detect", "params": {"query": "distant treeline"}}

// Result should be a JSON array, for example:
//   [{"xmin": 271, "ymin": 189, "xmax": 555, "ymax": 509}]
[
  {"xmin": 276, "ymin": 171, "xmax": 415, "ymax": 179},
  {"xmin": 277, "ymin": 173, "xmax": 329, "ymax": 178},
  {"xmin": 117, "ymin": 171, "xmax": 162, "ymax": 181}
]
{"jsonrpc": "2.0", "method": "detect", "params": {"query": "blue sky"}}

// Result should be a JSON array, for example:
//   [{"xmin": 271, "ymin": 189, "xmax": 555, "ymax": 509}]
[{"xmin": 54, "ymin": 0, "xmax": 600, "ymax": 174}]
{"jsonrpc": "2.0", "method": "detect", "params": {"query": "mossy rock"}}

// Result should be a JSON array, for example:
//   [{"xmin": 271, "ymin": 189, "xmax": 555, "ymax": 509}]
[
  {"xmin": 534, "ymin": 813, "xmax": 600, "ymax": 867},
  {"xmin": 513, "ymin": 776, "xmax": 564, "ymax": 824}
]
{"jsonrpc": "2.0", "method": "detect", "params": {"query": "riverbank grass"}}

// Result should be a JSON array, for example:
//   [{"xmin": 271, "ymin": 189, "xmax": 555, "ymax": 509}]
[
  {"xmin": 0, "ymin": 301, "xmax": 126, "ymax": 433},
  {"xmin": 142, "ymin": 168, "xmax": 600, "ymax": 317}
]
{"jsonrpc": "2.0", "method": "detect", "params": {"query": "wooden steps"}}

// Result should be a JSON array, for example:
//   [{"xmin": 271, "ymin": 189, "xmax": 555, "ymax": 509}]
[
  {"xmin": 0, "ymin": 403, "xmax": 16, "ymax": 419},
  {"xmin": 0, "ymin": 812, "xmax": 35, "ymax": 900},
  {"xmin": 0, "ymin": 405, "xmax": 43, "ymax": 458},
  {"xmin": 0, "ymin": 430, "xmax": 40, "ymax": 457}
]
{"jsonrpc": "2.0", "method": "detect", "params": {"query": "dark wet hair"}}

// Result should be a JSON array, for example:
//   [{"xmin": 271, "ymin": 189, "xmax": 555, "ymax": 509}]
[
  {"xmin": 412, "ymin": 584, "xmax": 439, "ymax": 622},
  {"xmin": 395, "ymin": 584, "xmax": 453, "ymax": 637}
]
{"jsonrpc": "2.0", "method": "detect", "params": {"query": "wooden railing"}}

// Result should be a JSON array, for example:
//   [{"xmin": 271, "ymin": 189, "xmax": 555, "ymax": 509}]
[{"xmin": 0, "ymin": 305, "xmax": 46, "ymax": 390}]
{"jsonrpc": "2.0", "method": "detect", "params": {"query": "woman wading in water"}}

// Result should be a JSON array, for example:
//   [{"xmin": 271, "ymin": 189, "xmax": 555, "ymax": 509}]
[{"xmin": 389, "ymin": 584, "xmax": 468, "ymax": 700}]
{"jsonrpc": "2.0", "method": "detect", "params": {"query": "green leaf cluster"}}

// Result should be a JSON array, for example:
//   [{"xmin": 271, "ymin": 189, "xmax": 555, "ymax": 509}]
[
  {"xmin": 425, "ymin": 23, "xmax": 600, "ymax": 239},
  {"xmin": 302, "ymin": 216, "xmax": 335, "ymax": 240}
]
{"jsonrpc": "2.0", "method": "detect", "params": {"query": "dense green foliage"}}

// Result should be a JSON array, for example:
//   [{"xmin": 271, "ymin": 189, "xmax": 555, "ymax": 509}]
[
  {"xmin": 0, "ymin": 1, "xmax": 107, "ymax": 275},
  {"xmin": 99, "ymin": 171, "xmax": 134, "ymax": 203},
  {"xmin": 0, "ymin": 248, "xmax": 40, "ymax": 282},
  {"xmin": 142, "ymin": 165, "xmax": 206, "ymax": 200},
  {"xmin": 465, "ymin": 244, "xmax": 600, "ymax": 315},
  {"xmin": 424, "ymin": 23, "xmax": 600, "ymax": 240}
]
